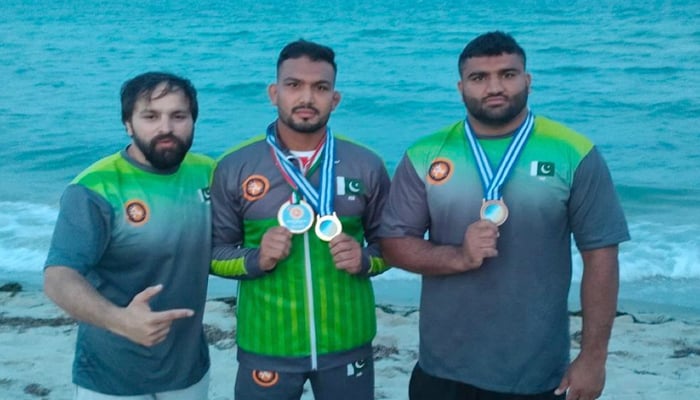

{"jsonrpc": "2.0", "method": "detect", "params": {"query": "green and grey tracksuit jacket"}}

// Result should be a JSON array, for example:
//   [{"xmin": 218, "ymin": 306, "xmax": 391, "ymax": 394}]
[{"xmin": 210, "ymin": 133, "xmax": 391, "ymax": 372}]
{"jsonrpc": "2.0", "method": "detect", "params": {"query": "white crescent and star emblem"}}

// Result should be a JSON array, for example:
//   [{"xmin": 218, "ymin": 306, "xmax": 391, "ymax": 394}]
[
  {"xmin": 531, "ymin": 161, "xmax": 555, "ymax": 177},
  {"xmin": 348, "ymin": 180, "xmax": 361, "ymax": 193}
]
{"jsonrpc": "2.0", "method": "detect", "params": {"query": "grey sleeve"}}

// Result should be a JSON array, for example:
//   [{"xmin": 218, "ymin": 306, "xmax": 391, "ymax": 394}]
[
  {"xmin": 359, "ymin": 156, "xmax": 392, "ymax": 275},
  {"xmin": 210, "ymin": 160, "xmax": 265, "ymax": 279},
  {"xmin": 378, "ymin": 153, "xmax": 430, "ymax": 239},
  {"xmin": 44, "ymin": 184, "xmax": 113, "ymax": 274},
  {"xmin": 569, "ymin": 147, "xmax": 631, "ymax": 251}
]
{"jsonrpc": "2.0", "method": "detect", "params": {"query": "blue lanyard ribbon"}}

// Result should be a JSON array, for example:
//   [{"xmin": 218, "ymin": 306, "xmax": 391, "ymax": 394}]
[
  {"xmin": 464, "ymin": 112, "xmax": 534, "ymax": 200},
  {"xmin": 266, "ymin": 122, "xmax": 336, "ymax": 216}
]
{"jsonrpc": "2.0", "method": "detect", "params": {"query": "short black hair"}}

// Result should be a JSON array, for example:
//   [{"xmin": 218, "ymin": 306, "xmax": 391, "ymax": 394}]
[
  {"xmin": 120, "ymin": 72, "xmax": 198, "ymax": 123},
  {"xmin": 276, "ymin": 39, "xmax": 337, "ymax": 77},
  {"xmin": 458, "ymin": 31, "xmax": 527, "ymax": 76}
]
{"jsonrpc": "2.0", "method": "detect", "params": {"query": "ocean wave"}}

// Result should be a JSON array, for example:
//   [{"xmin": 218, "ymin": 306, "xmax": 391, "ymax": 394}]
[
  {"xmin": 2, "ymin": 199, "xmax": 696, "ymax": 284},
  {"xmin": 0, "ymin": 201, "xmax": 56, "ymax": 273}
]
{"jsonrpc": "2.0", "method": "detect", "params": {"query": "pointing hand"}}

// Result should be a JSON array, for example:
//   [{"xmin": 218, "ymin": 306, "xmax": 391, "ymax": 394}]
[{"xmin": 115, "ymin": 284, "xmax": 194, "ymax": 347}]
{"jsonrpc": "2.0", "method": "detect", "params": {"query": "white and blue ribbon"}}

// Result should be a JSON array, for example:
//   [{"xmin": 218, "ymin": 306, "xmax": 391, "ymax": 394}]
[
  {"xmin": 464, "ymin": 112, "xmax": 534, "ymax": 200},
  {"xmin": 266, "ymin": 122, "xmax": 336, "ymax": 216}
]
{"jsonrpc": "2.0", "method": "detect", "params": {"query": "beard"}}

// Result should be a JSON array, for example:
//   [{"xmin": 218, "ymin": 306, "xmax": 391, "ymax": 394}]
[
  {"xmin": 463, "ymin": 88, "xmax": 529, "ymax": 127},
  {"xmin": 132, "ymin": 132, "xmax": 192, "ymax": 170},
  {"xmin": 278, "ymin": 105, "xmax": 330, "ymax": 134}
]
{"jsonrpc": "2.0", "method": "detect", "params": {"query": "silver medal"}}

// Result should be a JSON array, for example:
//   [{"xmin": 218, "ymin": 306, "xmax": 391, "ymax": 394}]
[{"xmin": 277, "ymin": 200, "xmax": 315, "ymax": 234}]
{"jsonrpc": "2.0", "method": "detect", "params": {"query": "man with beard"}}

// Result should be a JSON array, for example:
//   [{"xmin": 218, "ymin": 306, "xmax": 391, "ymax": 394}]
[
  {"xmin": 210, "ymin": 39, "xmax": 390, "ymax": 400},
  {"xmin": 44, "ymin": 72, "xmax": 214, "ymax": 399},
  {"xmin": 379, "ymin": 32, "xmax": 630, "ymax": 400}
]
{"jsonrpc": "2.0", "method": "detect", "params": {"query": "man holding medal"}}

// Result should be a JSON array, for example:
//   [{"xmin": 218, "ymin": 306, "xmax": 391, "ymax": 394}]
[
  {"xmin": 210, "ymin": 39, "xmax": 391, "ymax": 399},
  {"xmin": 379, "ymin": 31, "xmax": 630, "ymax": 400}
]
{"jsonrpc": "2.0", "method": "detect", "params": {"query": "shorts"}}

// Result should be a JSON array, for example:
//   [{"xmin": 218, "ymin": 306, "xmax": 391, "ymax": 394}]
[
  {"xmin": 409, "ymin": 363, "xmax": 565, "ymax": 400},
  {"xmin": 74, "ymin": 370, "xmax": 210, "ymax": 400},
  {"xmin": 235, "ymin": 357, "xmax": 374, "ymax": 400}
]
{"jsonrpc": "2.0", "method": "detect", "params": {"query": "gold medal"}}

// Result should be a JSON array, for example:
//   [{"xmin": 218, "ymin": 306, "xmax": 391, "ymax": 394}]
[
  {"xmin": 480, "ymin": 199, "xmax": 508, "ymax": 226},
  {"xmin": 314, "ymin": 212, "xmax": 343, "ymax": 241}
]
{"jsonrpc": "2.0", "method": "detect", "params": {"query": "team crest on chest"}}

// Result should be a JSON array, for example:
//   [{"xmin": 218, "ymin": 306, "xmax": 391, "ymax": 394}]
[
  {"xmin": 242, "ymin": 175, "xmax": 270, "ymax": 202},
  {"xmin": 252, "ymin": 370, "xmax": 279, "ymax": 387},
  {"xmin": 124, "ymin": 200, "xmax": 149, "ymax": 226},
  {"xmin": 427, "ymin": 158, "xmax": 453, "ymax": 185}
]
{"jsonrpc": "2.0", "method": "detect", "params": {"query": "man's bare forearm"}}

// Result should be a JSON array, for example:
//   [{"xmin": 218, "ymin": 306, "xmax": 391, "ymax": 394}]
[
  {"xmin": 579, "ymin": 246, "xmax": 620, "ymax": 361},
  {"xmin": 381, "ymin": 237, "xmax": 467, "ymax": 275},
  {"xmin": 44, "ymin": 266, "xmax": 123, "ymax": 332}
]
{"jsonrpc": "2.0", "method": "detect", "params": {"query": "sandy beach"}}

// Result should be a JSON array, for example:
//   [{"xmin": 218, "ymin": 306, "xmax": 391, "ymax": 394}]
[{"xmin": 1, "ymin": 283, "xmax": 699, "ymax": 399}]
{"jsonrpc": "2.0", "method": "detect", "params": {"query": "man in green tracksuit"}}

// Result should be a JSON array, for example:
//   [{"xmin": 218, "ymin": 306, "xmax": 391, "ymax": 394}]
[{"xmin": 210, "ymin": 40, "xmax": 390, "ymax": 400}]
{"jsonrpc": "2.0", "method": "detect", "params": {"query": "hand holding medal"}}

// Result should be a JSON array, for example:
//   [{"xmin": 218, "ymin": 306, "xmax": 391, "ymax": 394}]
[
  {"xmin": 258, "ymin": 226, "xmax": 292, "ymax": 271},
  {"xmin": 462, "ymin": 220, "xmax": 500, "ymax": 269},
  {"xmin": 329, "ymin": 233, "xmax": 363, "ymax": 274}
]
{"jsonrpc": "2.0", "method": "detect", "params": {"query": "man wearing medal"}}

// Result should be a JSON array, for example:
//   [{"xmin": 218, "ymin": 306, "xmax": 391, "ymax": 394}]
[
  {"xmin": 210, "ymin": 40, "xmax": 391, "ymax": 400},
  {"xmin": 379, "ymin": 32, "xmax": 630, "ymax": 400}
]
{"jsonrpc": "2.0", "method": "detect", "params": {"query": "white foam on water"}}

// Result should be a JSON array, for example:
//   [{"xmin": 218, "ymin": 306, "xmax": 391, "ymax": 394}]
[{"xmin": 0, "ymin": 201, "xmax": 57, "ymax": 273}]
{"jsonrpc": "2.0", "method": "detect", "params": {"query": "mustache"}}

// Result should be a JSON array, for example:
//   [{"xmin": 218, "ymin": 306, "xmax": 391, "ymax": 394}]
[
  {"xmin": 483, "ymin": 95, "xmax": 508, "ymax": 101},
  {"xmin": 150, "ymin": 133, "xmax": 187, "ymax": 149},
  {"xmin": 153, "ymin": 133, "xmax": 179, "ymax": 142},
  {"xmin": 292, "ymin": 105, "xmax": 319, "ymax": 114}
]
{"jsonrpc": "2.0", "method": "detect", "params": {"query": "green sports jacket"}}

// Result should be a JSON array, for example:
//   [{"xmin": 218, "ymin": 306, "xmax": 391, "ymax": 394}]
[{"xmin": 210, "ymin": 132, "xmax": 390, "ymax": 371}]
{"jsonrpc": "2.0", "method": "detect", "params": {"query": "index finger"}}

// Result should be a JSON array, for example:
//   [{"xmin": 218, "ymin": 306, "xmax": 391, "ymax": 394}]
[
  {"xmin": 329, "ymin": 232, "xmax": 356, "ymax": 246},
  {"xmin": 473, "ymin": 219, "xmax": 499, "ymax": 229},
  {"xmin": 268, "ymin": 226, "xmax": 292, "ymax": 236},
  {"xmin": 153, "ymin": 308, "xmax": 194, "ymax": 322},
  {"xmin": 131, "ymin": 284, "xmax": 164, "ymax": 305}
]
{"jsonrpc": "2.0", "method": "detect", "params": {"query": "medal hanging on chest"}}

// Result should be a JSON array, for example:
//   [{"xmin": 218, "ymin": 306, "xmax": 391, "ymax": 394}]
[
  {"xmin": 277, "ymin": 196, "xmax": 315, "ymax": 234},
  {"xmin": 267, "ymin": 122, "xmax": 343, "ymax": 241},
  {"xmin": 464, "ymin": 112, "xmax": 534, "ymax": 226},
  {"xmin": 314, "ymin": 212, "xmax": 342, "ymax": 241}
]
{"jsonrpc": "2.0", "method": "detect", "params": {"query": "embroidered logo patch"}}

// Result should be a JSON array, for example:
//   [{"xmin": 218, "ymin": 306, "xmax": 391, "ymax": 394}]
[
  {"xmin": 252, "ymin": 370, "xmax": 279, "ymax": 387},
  {"xmin": 125, "ymin": 200, "xmax": 149, "ymax": 226},
  {"xmin": 242, "ymin": 175, "xmax": 270, "ymax": 202},
  {"xmin": 427, "ymin": 158, "xmax": 453, "ymax": 185}
]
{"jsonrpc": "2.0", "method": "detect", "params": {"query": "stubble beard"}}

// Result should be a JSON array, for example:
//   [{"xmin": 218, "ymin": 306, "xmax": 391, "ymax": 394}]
[{"xmin": 280, "ymin": 106, "xmax": 330, "ymax": 134}]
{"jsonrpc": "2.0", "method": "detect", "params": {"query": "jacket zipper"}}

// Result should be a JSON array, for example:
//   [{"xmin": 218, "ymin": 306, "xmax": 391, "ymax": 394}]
[{"xmin": 302, "ymin": 231, "xmax": 318, "ymax": 370}]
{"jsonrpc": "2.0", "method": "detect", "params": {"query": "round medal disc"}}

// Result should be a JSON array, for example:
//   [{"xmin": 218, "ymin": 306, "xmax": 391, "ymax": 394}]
[
  {"xmin": 480, "ymin": 199, "xmax": 509, "ymax": 226},
  {"xmin": 314, "ymin": 212, "xmax": 343, "ymax": 241},
  {"xmin": 277, "ymin": 200, "xmax": 315, "ymax": 234}
]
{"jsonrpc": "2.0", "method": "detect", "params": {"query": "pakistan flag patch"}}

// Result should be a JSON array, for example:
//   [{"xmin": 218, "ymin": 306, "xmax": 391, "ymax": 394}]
[
  {"xmin": 530, "ymin": 161, "xmax": 555, "ymax": 177},
  {"xmin": 336, "ymin": 176, "xmax": 363, "ymax": 195}
]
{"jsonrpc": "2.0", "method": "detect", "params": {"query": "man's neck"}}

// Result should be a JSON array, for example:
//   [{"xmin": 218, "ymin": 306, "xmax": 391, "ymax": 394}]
[
  {"xmin": 467, "ymin": 108, "xmax": 529, "ymax": 138},
  {"xmin": 276, "ymin": 122, "xmax": 326, "ymax": 151}
]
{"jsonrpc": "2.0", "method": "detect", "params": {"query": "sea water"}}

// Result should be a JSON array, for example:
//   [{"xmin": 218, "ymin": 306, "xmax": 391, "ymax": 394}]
[{"xmin": 1, "ymin": 0, "xmax": 698, "ymax": 312}]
